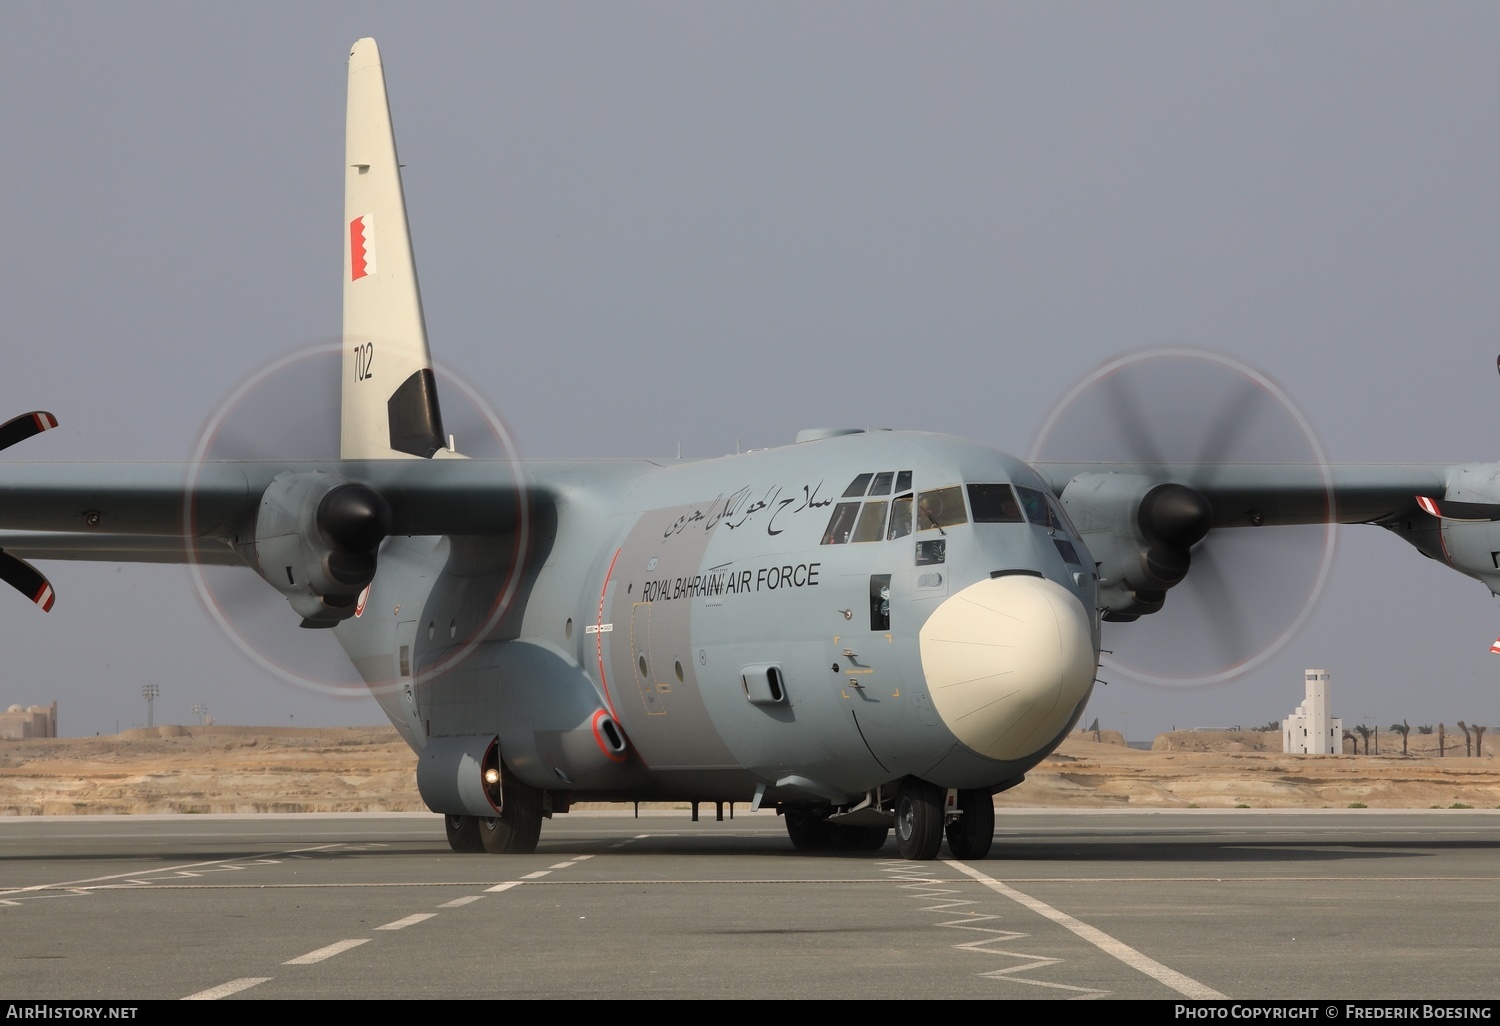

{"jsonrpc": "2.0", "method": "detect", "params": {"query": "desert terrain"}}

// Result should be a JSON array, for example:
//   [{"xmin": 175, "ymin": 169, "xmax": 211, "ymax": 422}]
[{"xmin": 3, "ymin": 725, "xmax": 1500, "ymax": 816}]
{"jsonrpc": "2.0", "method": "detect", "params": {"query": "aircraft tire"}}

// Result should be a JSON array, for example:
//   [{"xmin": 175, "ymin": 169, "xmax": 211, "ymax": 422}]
[
  {"xmin": 478, "ymin": 778, "xmax": 544, "ymax": 854},
  {"xmin": 783, "ymin": 808, "xmax": 832, "ymax": 850},
  {"xmin": 829, "ymin": 824, "xmax": 889, "ymax": 852},
  {"xmin": 444, "ymin": 813, "xmax": 484, "ymax": 853},
  {"xmin": 944, "ymin": 789, "xmax": 995, "ymax": 860},
  {"xmin": 894, "ymin": 779, "xmax": 944, "ymax": 860}
]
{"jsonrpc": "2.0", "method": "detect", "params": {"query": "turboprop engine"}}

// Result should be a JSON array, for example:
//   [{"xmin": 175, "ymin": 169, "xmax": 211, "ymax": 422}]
[
  {"xmin": 243, "ymin": 470, "xmax": 392, "ymax": 627},
  {"xmin": 1057, "ymin": 473, "xmax": 1212, "ymax": 620},
  {"xmin": 1388, "ymin": 463, "xmax": 1500, "ymax": 598}
]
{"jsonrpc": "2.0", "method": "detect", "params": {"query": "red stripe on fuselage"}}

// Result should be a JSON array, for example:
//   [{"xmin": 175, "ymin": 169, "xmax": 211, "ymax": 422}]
[{"xmin": 595, "ymin": 547, "xmax": 621, "ymax": 719}]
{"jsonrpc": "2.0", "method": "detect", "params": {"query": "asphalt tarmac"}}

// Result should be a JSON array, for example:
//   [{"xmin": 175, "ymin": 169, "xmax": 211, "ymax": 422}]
[{"xmin": 2, "ymin": 810, "xmax": 1497, "ymax": 1001}]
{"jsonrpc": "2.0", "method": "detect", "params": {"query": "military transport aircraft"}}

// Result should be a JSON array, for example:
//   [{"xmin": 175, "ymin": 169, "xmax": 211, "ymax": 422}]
[{"xmin": 0, "ymin": 39, "xmax": 1492, "ymax": 861}]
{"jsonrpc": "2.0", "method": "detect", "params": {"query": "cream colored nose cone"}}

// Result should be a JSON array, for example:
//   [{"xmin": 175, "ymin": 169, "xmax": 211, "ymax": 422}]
[{"xmin": 919, "ymin": 575, "xmax": 1096, "ymax": 762}]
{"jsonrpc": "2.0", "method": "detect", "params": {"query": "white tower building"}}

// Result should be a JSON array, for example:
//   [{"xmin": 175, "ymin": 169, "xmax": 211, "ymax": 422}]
[{"xmin": 1283, "ymin": 669, "xmax": 1342, "ymax": 755}]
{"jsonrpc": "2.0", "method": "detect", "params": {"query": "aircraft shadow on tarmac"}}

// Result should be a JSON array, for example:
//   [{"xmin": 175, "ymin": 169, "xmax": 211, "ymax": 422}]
[{"xmin": 7, "ymin": 830, "xmax": 1499, "ymax": 868}]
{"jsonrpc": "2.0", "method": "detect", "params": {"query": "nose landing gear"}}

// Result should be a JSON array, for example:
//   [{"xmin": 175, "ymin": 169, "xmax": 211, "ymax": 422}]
[
  {"xmin": 944, "ymin": 788, "xmax": 995, "ymax": 861},
  {"xmin": 894, "ymin": 779, "xmax": 944, "ymax": 860},
  {"xmin": 894, "ymin": 779, "xmax": 995, "ymax": 861}
]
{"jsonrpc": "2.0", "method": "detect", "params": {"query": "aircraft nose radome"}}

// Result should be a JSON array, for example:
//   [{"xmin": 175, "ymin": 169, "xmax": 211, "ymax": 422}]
[{"xmin": 918, "ymin": 575, "xmax": 1097, "ymax": 762}]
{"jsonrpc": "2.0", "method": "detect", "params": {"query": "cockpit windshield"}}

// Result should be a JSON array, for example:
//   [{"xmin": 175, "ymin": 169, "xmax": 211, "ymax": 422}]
[
  {"xmin": 916, "ymin": 486, "xmax": 968, "ymax": 531},
  {"xmin": 966, "ymin": 483, "xmax": 1025, "ymax": 523}
]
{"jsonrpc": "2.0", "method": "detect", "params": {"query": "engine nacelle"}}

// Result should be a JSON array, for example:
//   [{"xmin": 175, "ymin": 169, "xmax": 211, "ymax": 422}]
[
  {"xmin": 1058, "ymin": 473, "xmax": 1212, "ymax": 619},
  {"xmin": 1387, "ymin": 463, "xmax": 1500, "ymax": 596},
  {"xmin": 245, "ymin": 471, "xmax": 392, "ymax": 626}
]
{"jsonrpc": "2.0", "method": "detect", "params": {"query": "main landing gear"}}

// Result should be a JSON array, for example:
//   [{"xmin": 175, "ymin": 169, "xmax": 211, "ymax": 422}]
[
  {"xmin": 443, "ymin": 777, "xmax": 545, "ymax": 855},
  {"xmin": 783, "ymin": 808, "xmax": 890, "ymax": 852}
]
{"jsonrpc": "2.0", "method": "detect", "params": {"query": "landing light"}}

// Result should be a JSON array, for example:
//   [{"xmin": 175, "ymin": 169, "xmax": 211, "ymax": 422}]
[{"xmin": 483, "ymin": 767, "xmax": 500, "ymax": 786}]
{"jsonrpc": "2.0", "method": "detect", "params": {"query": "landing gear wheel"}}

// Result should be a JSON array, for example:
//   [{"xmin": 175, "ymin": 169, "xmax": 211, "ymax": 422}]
[
  {"xmin": 444, "ymin": 813, "xmax": 483, "ymax": 853},
  {"xmin": 829, "ymin": 824, "xmax": 890, "ymax": 852},
  {"xmin": 894, "ymin": 779, "xmax": 944, "ymax": 861},
  {"xmin": 478, "ymin": 777, "xmax": 544, "ymax": 854},
  {"xmin": 944, "ymin": 789, "xmax": 995, "ymax": 860},
  {"xmin": 784, "ymin": 808, "xmax": 832, "ymax": 850}
]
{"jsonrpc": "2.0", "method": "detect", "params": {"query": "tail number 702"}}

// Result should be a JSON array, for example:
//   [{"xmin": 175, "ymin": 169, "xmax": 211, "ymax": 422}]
[{"xmin": 354, "ymin": 341, "xmax": 375, "ymax": 381}]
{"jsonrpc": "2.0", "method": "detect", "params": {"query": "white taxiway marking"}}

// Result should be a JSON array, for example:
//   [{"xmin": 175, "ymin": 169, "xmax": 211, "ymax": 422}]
[
  {"xmin": 485, "ymin": 881, "xmax": 521, "ymax": 893},
  {"xmin": 0, "ymin": 844, "xmax": 341, "ymax": 897},
  {"xmin": 438, "ymin": 895, "xmax": 483, "ymax": 908},
  {"xmin": 947, "ymin": 860, "xmax": 1226, "ymax": 999},
  {"xmin": 521, "ymin": 870, "xmax": 551, "ymax": 879},
  {"xmin": 181, "ymin": 977, "xmax": 271, "ymax": 1001},
  {"xmin": 376, "ymin": 913, "xmax": 436, "ymax": 931},
  {"xmin": 283, "ymin": 938, "xmax": 370, "ymax": 965}
]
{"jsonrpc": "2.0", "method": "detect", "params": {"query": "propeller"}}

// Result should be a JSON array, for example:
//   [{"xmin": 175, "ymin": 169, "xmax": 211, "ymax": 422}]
[
  {"xmin": 1030, "ymin": 347, "xmax": 1336, "ymax": 687},
  {"xmin": 0, "ymin": 411, "xmax": 59, "ymax": 611},
  {"xmin": 0, "ymin": 411, "xmax": 58, "ymax": 453},
  {"xmin": 185, "ymin": 343, "xmax": 521, "ymax": 698},
  {"xmin": 0, "ymin": 548, "xmax": 55, "ymax": 611}
]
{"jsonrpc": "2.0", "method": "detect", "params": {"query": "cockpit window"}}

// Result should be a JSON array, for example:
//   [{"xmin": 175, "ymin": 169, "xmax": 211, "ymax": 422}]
[
  {"xmin": 868, "ymin": 471, "xmax": 894, "ymax": 496},
  {"xmin": 1014, "ymin": 486, "xmax": 1050, "ymax": 525},
  {"xmin": 852, "ymin": 500, "xmax": 888, "ymax": 543},
  {"xmin": 966, "ymin": 483, "xmax": 1024, "ymax": 523},
  {"xmin": 821, "ymin": 502, "xmax": 860, "ymax": 544},
  {"xmin": 842, "ymin": 474, "xmax": 874, "ymax": 498},
  {"xmin": 916, "ymin": 486, "xmax": 968, "ymax": 531},
  {"xmin": 888, "ymin": 494, "xmax": 914, "ymax": 540},
  {"xmin": 896, "ymin": 470, "xmax": 912, "ymax": 493},
  {"xmin": 1046, "ymin": 492, "xmax": 1080, "ymax": 537}
]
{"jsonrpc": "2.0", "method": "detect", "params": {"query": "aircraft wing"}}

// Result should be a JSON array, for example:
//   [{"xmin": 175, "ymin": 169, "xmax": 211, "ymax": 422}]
[
  {"xmin": 0, "ymin": 533, "xmax": 242, "ymax": 565},
  {"xmin": 1033, "ymin": 461, "xmax": 1452, "ymax": 527},
  {"xmin": 0, "ymin": 458, "xmax": 552, "ymax": 619},
  {"xmin": 0, "ymin": 460, "xmax": 536, "ymax": 541}
]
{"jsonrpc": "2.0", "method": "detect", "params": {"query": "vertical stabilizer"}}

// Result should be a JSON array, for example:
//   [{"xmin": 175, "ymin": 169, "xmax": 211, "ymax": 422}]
[{"xmin": 342, "ymin": 38, "xmax": 446, "ymax": 459}]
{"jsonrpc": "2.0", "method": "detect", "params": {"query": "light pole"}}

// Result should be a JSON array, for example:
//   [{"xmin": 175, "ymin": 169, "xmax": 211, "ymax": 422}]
[
  {"xmin": 192, "ymin": 703, "xmax": 207, "ymax": 726},
  {"xmin": 142, "ymin": 684, "xmax": 160, "ymax": 728}
]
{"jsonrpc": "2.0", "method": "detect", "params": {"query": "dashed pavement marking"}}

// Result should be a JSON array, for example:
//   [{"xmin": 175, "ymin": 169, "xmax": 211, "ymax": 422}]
[
  {"xmin": 182, "ymin": 977, "xmax": 271, "ymax": 1001},
  {"xmin": 283, "ymin": 938, "xmax": 369, "ymax": 965},
  {"xmin": 376, "ymin": 913, "xmax": 436, "ymax": 931}
]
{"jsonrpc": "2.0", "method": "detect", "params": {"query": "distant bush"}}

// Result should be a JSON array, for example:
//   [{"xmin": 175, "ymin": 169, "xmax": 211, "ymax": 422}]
[{"xmin": 1348, "ymin": 802, "xmax": 1367, "ymax": 808}]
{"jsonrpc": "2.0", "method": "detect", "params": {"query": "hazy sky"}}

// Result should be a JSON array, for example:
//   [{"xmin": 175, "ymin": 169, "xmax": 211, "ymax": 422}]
[{"xmin": 5, "ymin": 3, "xmax": 1500, "ymax": 741}]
